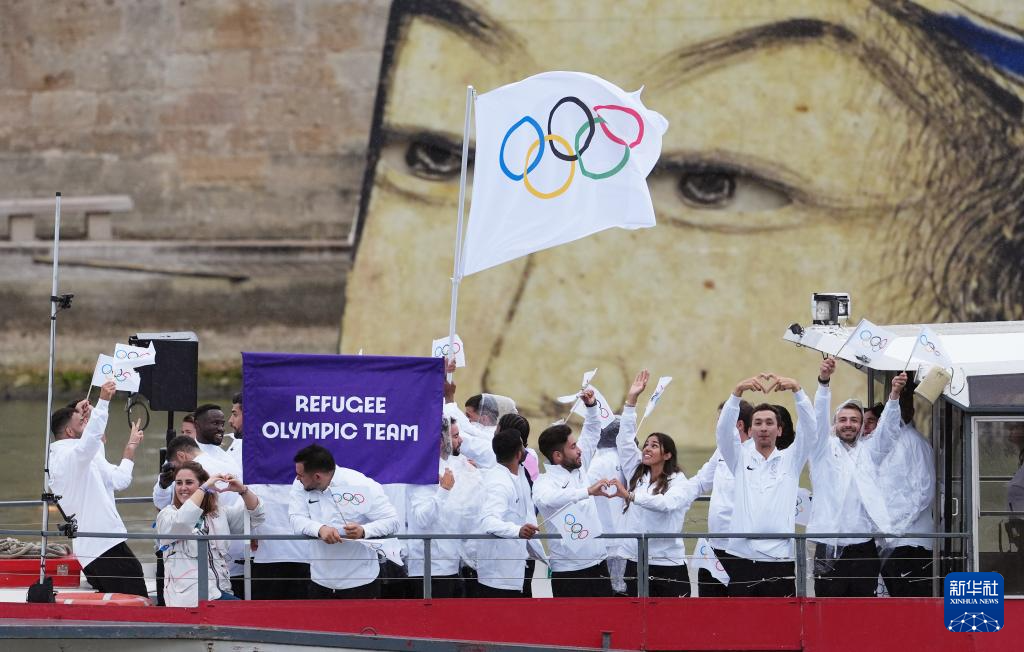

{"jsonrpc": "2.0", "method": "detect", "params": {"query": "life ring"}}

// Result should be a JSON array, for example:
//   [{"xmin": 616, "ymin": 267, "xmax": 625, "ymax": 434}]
[{"xmin": 55, "ymin": 591, "xmax": 152, "ymax": 606}]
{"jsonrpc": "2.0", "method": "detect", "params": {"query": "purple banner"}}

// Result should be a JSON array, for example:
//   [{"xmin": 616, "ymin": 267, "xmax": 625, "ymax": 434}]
[{"xmin": 242, "ymin": 352, "xmax": 443, "ymax": 485}]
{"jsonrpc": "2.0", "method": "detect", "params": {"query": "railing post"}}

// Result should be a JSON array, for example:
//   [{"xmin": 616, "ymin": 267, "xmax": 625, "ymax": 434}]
[
  {"xmin": 197, "ymin": 537, "xmax": 209, "ymax": 602},
  {"xmin": 637, "ymin": 535, "xmax": 649, "ymax": 598},
  {"xmin": 423, "ymin": 537, "xmax": 432, "ymax": 599},
  {"xmin": 794, "ymin": 536, "xmax": 807, "ymax": 597}
]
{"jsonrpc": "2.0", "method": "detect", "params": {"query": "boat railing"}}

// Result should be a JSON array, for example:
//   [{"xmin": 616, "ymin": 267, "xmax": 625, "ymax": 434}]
[{"xmin": 0, "ymin": 524, "xmax": 968, "ymax": 600}]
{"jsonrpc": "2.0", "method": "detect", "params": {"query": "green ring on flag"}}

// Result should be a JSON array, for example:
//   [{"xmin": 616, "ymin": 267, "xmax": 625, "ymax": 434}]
[{"xmin": 576, "ymin": 117, "xmax": 630, "ymax": 180}]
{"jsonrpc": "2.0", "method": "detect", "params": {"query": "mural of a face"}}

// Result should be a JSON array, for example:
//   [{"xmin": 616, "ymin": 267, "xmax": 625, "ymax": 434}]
[{"xmin": 342, "ymin": 0, "xmax": 1024, "ymax": 444}]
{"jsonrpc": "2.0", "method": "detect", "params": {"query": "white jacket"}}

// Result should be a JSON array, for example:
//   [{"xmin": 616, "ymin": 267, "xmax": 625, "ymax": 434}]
[
  {"xmin": 717, "ymin": 390, "xmax": 817, "ymax": 561},
  {"xmin": 533, "ymin": 404, "xmax": 606, "ymax": 571},
  {"xmin": 157, "ymin": 496, "xmax": 265, "ymax": 607},
  {"xmin": 586, "ymin": 446, "xmax": 628, "ymax": 558},
  {"xmin": 288, "ymin": 466, "xmax": 399, "ymax": 590},
  {"xmin": 47, "ymin": 400, "xmax": 128, "ymax": 565},
  {"xmin": 617, "ymin": 406, "xmax": 701, "ymax": 566},
  {"xmin": 478, "ymin": 465, "xmax": 546, "ymax": 591},
  {"xmin": 874, "ymin": 422, "xmax": 935, "ymax": 550},
  {"xmin": 694, "ymin": 446, "xmax": 736, "ymax": 551},
  {"xmin": 807, "ymin": 386, "xmax": 900, "ymax": 546},
  {"xmin": 406, "ymin": 455, "xmax": 479, "ymax": 577}
]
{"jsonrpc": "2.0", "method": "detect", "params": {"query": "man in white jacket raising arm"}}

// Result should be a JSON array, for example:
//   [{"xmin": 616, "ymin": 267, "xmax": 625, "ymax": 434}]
[
  {"xmin": 534, "ymin": 387, "xmax": 616, "ymax": 597},
  {"xmin": 716, "ymin": 373, "xmax": 818, "ymax": 597}
]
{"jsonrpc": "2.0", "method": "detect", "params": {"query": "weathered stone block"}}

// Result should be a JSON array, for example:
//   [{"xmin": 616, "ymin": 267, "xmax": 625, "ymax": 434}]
[
  {"xmin": 29, "ymin": 91, "xmax": 98, "ymax": 127},
  {"xmin": 179, "ymin": 154, "xmax": 269, "ymax": 187}
]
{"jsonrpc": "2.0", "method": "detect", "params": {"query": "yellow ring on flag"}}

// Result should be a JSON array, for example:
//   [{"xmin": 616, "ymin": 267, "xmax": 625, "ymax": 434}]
[{"xmin": 523, "ymin": 135, "xmax": 575, "ymax": 200}]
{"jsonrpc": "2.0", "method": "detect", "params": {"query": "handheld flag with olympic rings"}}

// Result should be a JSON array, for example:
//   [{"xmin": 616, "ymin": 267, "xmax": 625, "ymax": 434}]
[
  {"xmin": 113, "ymin": 341, "xmax": 157, "ymax": 369},
  {"xmin": 837, "ymin": 318, "xmax": 897, "ymax": 364},
  {"xmin": 555, "ymin": 498, "xmax": 603, "ymax": 552},
  {"xmin": 462, "ymin": 71, "xmax": 667, "ymax": 277},
  {"xmin": 90, "ymin": 353, "xmax": 141, "ymax": 392},
  {"xmin": 430, "ymin": 334, "xmax": 467, "ymax": 368},
  {"xmin": 557, "ymin": 384, "xmax": 617, "ymax": 428},
  {"xmin": 642, "ymin": 376, "xmax": 673, "ymax": 422},
  {"xmin": 908, "ymin": 325, "xmax": 954, "ymax": 370}
]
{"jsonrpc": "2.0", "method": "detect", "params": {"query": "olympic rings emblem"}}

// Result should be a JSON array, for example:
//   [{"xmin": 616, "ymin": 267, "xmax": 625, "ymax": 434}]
[
  {"xmin": 333, "ymin": 492, "xmax": 365, "ymax": 505},
  {"xmin": 100, "ymin": 363, "xmax": 133, "ymax": 382},
  {"xmin": 594, "ymin": 399, "xmax": 611, "ymax": 420},
  {"xmin": 918, "ymin": 334, "xmax": 942, "ymax": 357},
  {"xmin": 563, "ymin": 513, "xmax": 589, "ymax": 540},
  {"xmin": 499, "ymin": 96, "xmax": 646, "ymax": 200},
  {"xmin": 858, "ymin": 329, "xmax": 889, "ymax": 352},
  {"xmin": 115, "ymin": 350, "xmax": 143, "ymax": 360},
  {"xmin": 433, "ymin": 342, "xmax": 462, "ymax": 357}
]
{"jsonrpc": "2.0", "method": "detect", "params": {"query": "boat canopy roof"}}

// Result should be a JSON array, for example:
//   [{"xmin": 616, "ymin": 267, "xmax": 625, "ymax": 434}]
[{"xmin": 782, "ymin": 320, "xmax": 1024, "ymax": 410}]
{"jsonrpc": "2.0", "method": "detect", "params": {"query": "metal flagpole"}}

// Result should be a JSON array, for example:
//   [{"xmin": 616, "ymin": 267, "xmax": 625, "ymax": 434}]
[
  {"xmin": 38, "ymin": 192, "xmax": 64, "ymax": 586},
  {"xmin": 446, "ymin": 85, "xmax": 475, "ymax": 381}
]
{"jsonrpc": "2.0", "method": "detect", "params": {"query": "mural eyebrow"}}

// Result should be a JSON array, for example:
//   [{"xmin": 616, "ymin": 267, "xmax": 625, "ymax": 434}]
[
  {"xmin": 390, "ymin": 0, "xmax": 521, "ymax": 55},
  {"xmin": 649, "ymin": 18, "xmax": 857, "ymax": 85}
]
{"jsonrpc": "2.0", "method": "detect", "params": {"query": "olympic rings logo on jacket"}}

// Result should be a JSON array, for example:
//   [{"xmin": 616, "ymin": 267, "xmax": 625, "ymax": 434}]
[{"xmin": 499, "ymin": 95, "xmax": 646, "ymax": 200}]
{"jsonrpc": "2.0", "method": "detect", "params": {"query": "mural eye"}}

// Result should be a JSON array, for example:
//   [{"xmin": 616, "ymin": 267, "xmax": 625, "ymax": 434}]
[
  {"xmin": 678, "ymin": 171, "xmax": 736, "ymax": 207},
  {"xmin": 404, "ymin": 137, "xmax": 463, "ymax": 181}
]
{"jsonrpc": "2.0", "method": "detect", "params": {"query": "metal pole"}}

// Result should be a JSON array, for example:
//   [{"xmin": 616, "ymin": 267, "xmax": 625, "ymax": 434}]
[
  {"xmin": 445, "ymin": 85, "xmax": 475, "ymax": 381},
  {"xmin": 197, "ymin": 538, "xmax": 209, "ymax": 602},
  {"xmin": 637, "ymin": 535, "xmax": 649, "ymax": 598},
  {"xmin": 422, "ymin": 537, "xmax": 432, "ymax": 599},
  {"xmin": 794, "ymin": 537, "xmax": 807, "ymax": 597},
  {"xmin": 38, "ymin": 191, "xmax": 63, "ymax": 584}
]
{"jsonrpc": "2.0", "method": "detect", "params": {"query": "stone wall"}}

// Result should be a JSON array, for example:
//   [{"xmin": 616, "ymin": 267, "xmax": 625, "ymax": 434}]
[{"xmin": 0, "ymin": 0, "xmax": 390, "ymax": 240}]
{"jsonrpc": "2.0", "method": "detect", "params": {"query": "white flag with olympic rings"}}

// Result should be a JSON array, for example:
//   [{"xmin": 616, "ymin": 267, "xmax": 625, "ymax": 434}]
[
  {"xmin": 557, "ymin": 497, "xmax": 604, "ymax": 552},
  {"xmin": 839, "ymin": 318, "xmax": 897, "ymax": 364},
  {"xmin": 462, "ymin": 71, "xmax": 668, "ymax": 276}
]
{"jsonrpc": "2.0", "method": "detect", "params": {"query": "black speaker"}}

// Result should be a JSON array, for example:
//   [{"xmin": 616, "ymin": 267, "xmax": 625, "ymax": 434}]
[{"xmin": 128, "ymin": 331, "xmax": 199, "ymax": 412}]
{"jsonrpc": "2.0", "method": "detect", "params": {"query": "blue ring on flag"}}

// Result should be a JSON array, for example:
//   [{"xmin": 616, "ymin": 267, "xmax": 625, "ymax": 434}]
[{"xmin": 499, "ymin": 116, "xmax": 544, "ymax": 181}]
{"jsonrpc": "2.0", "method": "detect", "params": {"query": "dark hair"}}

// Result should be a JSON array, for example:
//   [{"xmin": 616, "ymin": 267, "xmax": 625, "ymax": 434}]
[
  {"xmin": 498, "ymin": 413, "xmax": 530, "ymax": 447},
  {"xmin": 625, "ymin": 432, "xmax": 679, "ymax": 511},
  {"xmin": 751, "ymin": 403, "xmax": 783, "ymax": 425},
  {"xmin": 738, "ymin": 400, "xmax": 754, "ymax": 433},
  {"xmin": 182, "ymin": 413, "xmax": 195, "ymax": 425},
  {"xmin": 167, "ymin": 435, "xmax": 200, "ymax": 459},
  {"xmin": 50, "ymin": 407, "xmax": 75, "ymax": 438},
  {"xmin": 232, "ymin": 391, "xmax": 242, "ymax": 406},
  {"xmin": 465, "ymin": 394, "xmax": 482, "ymax": 412},
  {"xmin": 868, "ymin": 403, "xmax": 884, "ymax": 419},
  {"xmin": 173, "ymin": 461, "xmax": 218, "ymax": 515},
  {"xmin": 537, "ymin": 424, "xmax": 571, "ymax": 463},
  {"xmin": 773, "ymin": 404, "xmax": 795, "ymax": 450},
  {"xmin": 193, "ymin": 404, "xmax": 222, "ymax": 420},
  {"xmin": 294, "ymin": 444, "xmax": 336, "ymax": 473},
  {"xmin": 491, "ymin": 428, "xmax": 524, "ymax": 464}
]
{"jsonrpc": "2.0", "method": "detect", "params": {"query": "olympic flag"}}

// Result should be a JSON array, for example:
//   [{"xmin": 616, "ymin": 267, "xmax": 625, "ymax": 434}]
[
  {"xmin": 556, "ymin": 497, "xmax": 604, "ymax": 553},
  {"xmin": 461, "ymin": 71, "xmax": 668, "ymax": 276},
  {"xmin": 908, "ymin": 325, "xmax": 954, "ymax": 370},
  {"xmin": 837, "ymin": 318, "xmax": 897, "ymax": 364}
]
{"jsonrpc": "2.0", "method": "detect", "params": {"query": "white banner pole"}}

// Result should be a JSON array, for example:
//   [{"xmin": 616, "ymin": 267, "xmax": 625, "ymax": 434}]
[{"xmin": 447, "ymin": 85, "xmax": 475, "ymax": 381}]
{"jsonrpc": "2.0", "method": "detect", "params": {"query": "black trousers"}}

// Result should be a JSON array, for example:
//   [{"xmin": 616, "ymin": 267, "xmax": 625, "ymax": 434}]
[
  {"xmin": 550, "ymin": 560, "xmax": 613, "ymax": 597},
  {"xmin": 250, "ymin": 562, "xmax": 311, "ymax": 600},
  {"xmin": 408, "ymin": 574, "xmax": 463, "ymax": 599},
  {"xmin": 475, "ymin": 582, "xmax": 523, "ymax": 598},
  {"xmin": 814, "ymin": 540, "xmax": 880, "ymax": 597},
  {"xmin": 727, "ymin": 558, "xmax": 795, "ymax": 597},
  {"xmin": 881, "ymin": 545, "xmax": 933, "ymax": 597},
  {"xmin": 82, "ymin": 541, "xmax": 148, "ymax": 598},
  {"xmin": 696, "ymin": 548, "xmax": 738, "ymax": 597},
  {"xmin": 624, "ymin": 561, "xmax": 691, "ymax": 597},
  {"xmin": 308, "ymin": 578, "xmax": 381, "ymax": 599}
]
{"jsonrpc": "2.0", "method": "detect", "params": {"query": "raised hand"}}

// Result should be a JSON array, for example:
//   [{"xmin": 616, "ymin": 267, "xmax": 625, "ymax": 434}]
[
  {"xmin": 626, "ymin": 369, "xmax": 650, "ymax": 406},
  {"xmin": 890, "ymin": 371, "xmax": 908, "ymax": 400},
  {"xmin": 773, "ymin": 376, "xmax": 802, "ymax": 393},
  {"xmin": 733, "ymin": 376, "xmax": 765, "ymax": 397},
  {"xmin": 818, "ymin": 357, "xmax": 836, "ymax": 384},
  {"xmin": 99, "ymin": 380, "xmax": 116, "ymax": 401},
  {"xmin": 439, "ymin": 468, "xmax": 455, "ymax": 490},
  {"xmin": 127, "ymin": 418, "xmax": 144, "ymax": 448},
  {"xmin": 222, "ymin": 474, "xmax": 246, "ymax": 493},
  {"xmin": 581, "ymin": 387, "xmax": 596, "ymax": 407},
  {"xmin": 587, "ymin": 478, "xmax": 612, "ymax": 497}
]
